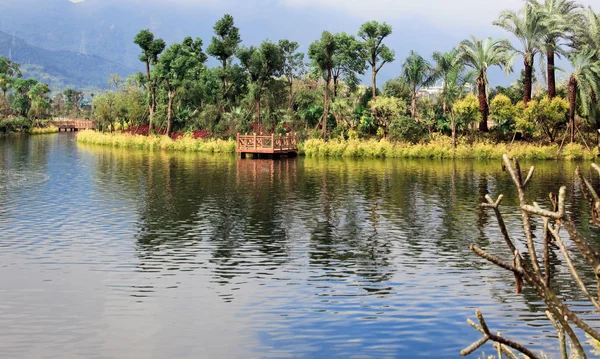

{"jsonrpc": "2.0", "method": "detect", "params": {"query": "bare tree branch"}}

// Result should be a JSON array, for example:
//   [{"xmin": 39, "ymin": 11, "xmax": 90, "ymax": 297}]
[{"xmin": 461, "ymin": 310, "xmax": 541, "ymax": 359}]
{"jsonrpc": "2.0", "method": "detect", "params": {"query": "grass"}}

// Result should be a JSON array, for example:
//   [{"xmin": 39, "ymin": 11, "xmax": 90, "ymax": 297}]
[
  {"xmin": 302, "ymin": 137, "xmax": 595, "ymax": 161},
  {"xmin": 30, "ymin": 126, "xmax": 58, "ymax": 135},
  {"xmin": 77, "ymin": 130, "xmax": 595, "ymax": 161},
  {"xmin": 76, "ymin": 130, "xmax": 236, "ymax": 153}
]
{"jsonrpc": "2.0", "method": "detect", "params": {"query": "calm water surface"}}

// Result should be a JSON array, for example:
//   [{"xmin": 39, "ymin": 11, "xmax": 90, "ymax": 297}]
[{"xmin": 1, "ymin": 133, "xmax": 599, "ymax": 358}]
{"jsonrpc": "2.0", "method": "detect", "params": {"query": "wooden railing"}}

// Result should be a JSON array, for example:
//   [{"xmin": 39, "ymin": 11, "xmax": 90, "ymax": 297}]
[
  {"xmin": 236, "ymin": 133, "xmax": 297, "ymax": 153},
  {"xmin": 53, "ymin": 120, "xmax": 95, "ymax": 130}
]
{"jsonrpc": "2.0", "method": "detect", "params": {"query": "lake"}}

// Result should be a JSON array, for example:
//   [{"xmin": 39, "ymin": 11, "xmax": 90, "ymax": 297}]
[{"xmin": 0, "ymin": 133, "xmax": 598, "ymax": 358}]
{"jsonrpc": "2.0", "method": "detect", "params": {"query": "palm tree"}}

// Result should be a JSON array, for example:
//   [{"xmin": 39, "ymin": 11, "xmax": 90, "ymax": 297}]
[
  {"xmin": 494, "ymin": 4, "xmax": 547, "ymax": 104},
  {"xmin": 566, "ymin": 51, "xmax": 600, "ymax": 143},
  {"xmin": 529, "ymin": 0, "xmax": 583, "ymax": 98},
  {"xmin": 401, "ymin": 50, "xmax": 434, "ymax": 119},
  {"xmin": 431, "ymin": 49, "xmax": 461, "ymax": 114},
  {"xmin": 457, "ymin": 36, "xmax": 514, "ymax": 132},
  {"xmin": 441, "ymin": 67, "xmax": 475, "ymax": 148},
  {"xmin": 575, "ymin": 7, "xmax": 600, "ymax": 59}
]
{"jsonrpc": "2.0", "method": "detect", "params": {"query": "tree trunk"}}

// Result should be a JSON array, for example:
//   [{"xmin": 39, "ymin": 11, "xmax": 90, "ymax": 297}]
[
  {"xmin": 451, "ymin": 109, "xmax": 457, "ymax": 149},
  {"xmin": 547, "ymin": 49, "xmax": 556, "ymax": 99},
  {"xmin": 524, "ymin": 58, "xmax": 533, "ymax": 104},
  {"xmin": 477, "ymin": 78, "xmax": 489, "ymax": 132},
  {"xmin": 149, "ymin": 88, "xmax": 155, "ymax": 133},
  {"xmin": 568, "ymin": 75, "xmax": 577, "ymax": 143},
  {"xmin": 594, "ymin": 92, "xmax": 599, "ymax": 153},
  {"xmin": 220, "ymin": 59, "xmax": 227, "ymax": 113},
  {"xmin": 256, "ymin": 93, "xmax": 261, "ymax": 127},
  {"xmin": 596, "ymin": 119, "xmax": 600, "ymax": 154},
  {"xmin": 333, "ymin": 76, "xmax": 339, "ymax": 98},
  {"xmin": 288, "ymin": 82, "xmax": 294, "ymax": 110},
  {"xmin": 145, "ymin": 60, "xmax": 155, "ymax": 133},
  {"xmin": 167, "ymin": 89, "xmax": 175, "ymax": 137},
  {"xmin": 371, "ymin": 64, "xmax": 377, "ymax": 98},
  {"xmin": 323, "ymin": 69, "xmax": 332, "ymax": 140},
  {"xmin": 411, "ymin": 92, "xmax": 417, "ymax": 119}
]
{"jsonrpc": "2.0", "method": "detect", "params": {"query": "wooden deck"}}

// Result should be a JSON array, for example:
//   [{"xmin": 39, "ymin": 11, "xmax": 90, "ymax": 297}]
[
  {"xmin": 54, "ymin": 120, "xmax": 95, "ymax": 132},
  {"xmin": 236, "ymin": 133, "xmax": 298, "ymax": 158}
]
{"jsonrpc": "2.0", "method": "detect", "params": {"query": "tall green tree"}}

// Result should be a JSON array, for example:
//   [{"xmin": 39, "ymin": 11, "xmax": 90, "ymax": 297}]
[
  {"xmin": 401, "ymin": 50, "xmax": 434, "ymax": 119},
  {"xmin": 529, "ymin": 0, "xmax": 582, "ymax": 98},
  {"xmin": 134, "ymin": 29, "xmax": 166, "ymax": 133},
  {"xmin": 93, "ymin": 92, "xmax": 117, "ymax": 132},
  {"xmin": 278, "ymin": 39, "xmax": 305, "ymax": 109},
  {"xmin": 566, "ymin": 50, "xmax": 600, "ymax": 143},
  {"xmin": 308, "ymin": 31, "xmax": 337, "ymax": 139},
  {"xmin": 382, "ymin": 77, "xmax": 412, "ymax": 100},
  {"xmin": 431, "ymin": 49, "xmax": 462, "ymax": 113},
  {"xmin": 63, "ymin": 88, "xmax": 84, "ymax": 115},
  {"xmin": 12, "ymin": 78, "xmax": 38, "ymax": 117},
  {"xmin": 28, "ymin": 83, "xmax": 51, "ymax": 121},
  {"xmin": 457, "ymin": 36, "xmax": 514, "ymax": 132},
  {"xmin": 154, "ymin": 37, "xmax": 208, "ymax": 136},
  {"xmin": 431, "ymin": 50, "xmax": 473, "ymax": 147},
  {"xmin": 207, "ymin": 14, "xmax": 242, "ymax": 110},
  {"xmin": 331, "ymin": 32, "xmax": 367, "ymax": 98},
  {"xmin": 0, "ymin": 57, "xmax": 22, "ymax": 99},
  {"xmin": 443, "ymin": 71, "xmax": 476, "ymax": 148},
  {"xmin": 494, "ymin": 4, "xmax": 547, "ymax": 104},
  {"xmin": 238, "ymin": 41, "xmax": 285, "ymax": 125},
  {"xmin": 572, "ymin": 7, "xmax": 599, "ymax": 56},
  {"xmin": 358, "ymin": 21, "xmax": 395, "ymax": 98}
]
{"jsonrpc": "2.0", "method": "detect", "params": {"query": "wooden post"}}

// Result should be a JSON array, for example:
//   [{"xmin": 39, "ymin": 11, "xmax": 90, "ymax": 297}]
[
  {"xmin": 271, "ymin": 133, "xmax": 275, "ymax": 150},
  {"xmin": 236, "ymin": 133, "xmax": 239, "ymax": 150},
  {"xmin": 253, "ymin": 133, "xmax": 257, "ymax": 150}
]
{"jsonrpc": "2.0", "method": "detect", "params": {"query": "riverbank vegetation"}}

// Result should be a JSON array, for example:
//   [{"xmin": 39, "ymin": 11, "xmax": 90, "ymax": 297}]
[
  {"xmin": 0, "ymin": 117, "xmax": 57, "ymax": 135},
  {"xmin": 0, "ymin": 56, "xmax": 88, "ymax": 134},
  {"xmin": 302, "ymin": 137, "xmax": 594, "ymax": 160},
  {"xmin": 77, "ymin": 129, "xmax": 594, "ymax": 160},
  {"xmin": 86, "ymin": 0, "xmax": 599, "ymax": 157},
  {"xmin": 4, "ymin": 1, "xmax": 600, "ymax": 156},
  {"xmin": 77, "ymin": 130, "xmax": 235, "ymax": 153}
]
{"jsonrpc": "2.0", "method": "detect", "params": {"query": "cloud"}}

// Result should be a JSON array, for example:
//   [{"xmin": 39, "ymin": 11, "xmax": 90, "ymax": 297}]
[{"xmin": 278, "ymin": 0, "xmax": 596, "ymax": 32}]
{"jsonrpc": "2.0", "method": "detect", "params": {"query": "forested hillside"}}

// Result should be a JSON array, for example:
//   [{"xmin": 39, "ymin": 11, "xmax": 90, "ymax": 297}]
[{"xmin": 0, "ymin": 31, "xmax": 138, "ymax": 89}]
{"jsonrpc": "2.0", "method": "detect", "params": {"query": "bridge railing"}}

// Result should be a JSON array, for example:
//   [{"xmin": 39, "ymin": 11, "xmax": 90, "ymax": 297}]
[
  {"xmin": 236, "ymin": 133, "xmax": 297, "ymax": 152},
  {"xmin": 52, "ymin": 120, "xmax": 96, "ymax": 129}
]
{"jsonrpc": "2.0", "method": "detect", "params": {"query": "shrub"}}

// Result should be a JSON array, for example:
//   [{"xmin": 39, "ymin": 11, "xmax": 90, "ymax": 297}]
[
  {"xmin": 30, "ymin": 126, "xmax": 58, "ymax": 135},
  {"xmin": 490, "ymin": 94, "xmax": 516, "ymax": 137},
  {"xmin": 528, "ymin": 96, "xmax": 569, "ymax": 143},
  {"xmin": 454, "ymin": 94, "xmax": 481, "ymax": 130},
  {"xmin": 302, "ymin": 136, "xmax": 594, "ymax": 160},
  {"xmin": 0, "ymin": 117, "xmax": 32, "ymax": 133},
  {"xmin": 389, "ymin": 115, "xmax": 426, "ymax": 143},
  {"xmin": 369, "ymin": 96, "xmax": 408, "ymax": 137},
  {"xmin": 195, "ymin": 104, "xmax": 221, "ymax": 132},
  {"xmin": 76, "ymin": 130, "xmax": 236, "ymax": 153}
]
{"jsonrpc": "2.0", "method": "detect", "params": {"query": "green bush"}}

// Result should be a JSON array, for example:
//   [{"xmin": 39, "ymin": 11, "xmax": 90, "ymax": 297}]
[
  {"xmin": 195, "ymin": 104, "xmax": 221, "ymax": 132},
  {"xmin": 389, "ymin": 116, "xmax": 426, "ymax": 143},
  {"xmin": 0, "ymin": 117, "xmax": 32, "ymax": 133}
]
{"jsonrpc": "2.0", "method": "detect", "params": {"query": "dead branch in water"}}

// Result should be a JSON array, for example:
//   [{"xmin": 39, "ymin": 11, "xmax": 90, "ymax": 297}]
[{"xmin": 461, "ymin": 155, "xmax": 600, "ymax": 359}]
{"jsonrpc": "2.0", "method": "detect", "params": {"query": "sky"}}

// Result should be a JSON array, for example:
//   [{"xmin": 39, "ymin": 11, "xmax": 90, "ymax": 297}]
[
  {"xmin": 54, "ymin": 0, "xmax": 600, "ymax": 86},
  {"xmin": 133, "ymin": 0, "xmax": 597, "ymax": 35}
]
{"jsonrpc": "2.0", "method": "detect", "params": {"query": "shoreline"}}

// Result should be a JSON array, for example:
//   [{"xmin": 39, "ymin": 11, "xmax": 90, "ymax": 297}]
[
  {"xmin": 75, "ymin": 130, "xmax": 597, "ymax": 161},
  {"xmin": 0, "ymin": 126, "xmax": 59, "ymax": 136}
]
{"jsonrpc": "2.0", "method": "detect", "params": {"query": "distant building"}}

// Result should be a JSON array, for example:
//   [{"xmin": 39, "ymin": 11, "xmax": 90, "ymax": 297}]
[{"xmin": 417, "ymin": 85, "xmax": 443, "ymax": 99}]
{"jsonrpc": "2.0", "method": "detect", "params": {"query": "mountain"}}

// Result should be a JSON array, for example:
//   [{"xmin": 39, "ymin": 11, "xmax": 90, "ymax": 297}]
[
  {"xmin": 0, "ymin": 0, "xmax": 519, "ymax": 88},
  {"xmin": 0, "ymin": 31, "xmax": 138, "ymax": 90}
]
